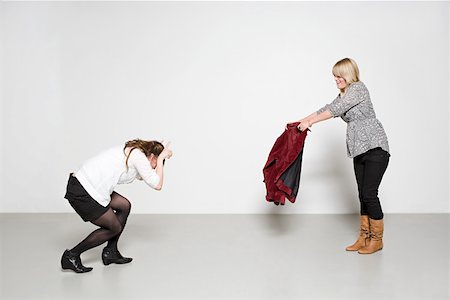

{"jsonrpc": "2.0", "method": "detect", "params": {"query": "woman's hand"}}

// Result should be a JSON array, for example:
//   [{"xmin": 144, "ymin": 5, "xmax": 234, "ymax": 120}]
[
  {"xmin": 298, "ymin": 120, "xmax": 311, "ymax": 131},
  {"xmin": 157, "ymin": 141, "xmax": 173, "ymax": 161},
  {"xmin": 159, "ymin": 148, "xmax": 173, "ymax": 160}
]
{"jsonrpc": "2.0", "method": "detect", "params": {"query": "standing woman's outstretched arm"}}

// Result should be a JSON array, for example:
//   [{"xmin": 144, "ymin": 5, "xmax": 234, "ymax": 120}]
[{"xmin": 297, "ymin": 110, "xmax": 333, "ymax": 131}]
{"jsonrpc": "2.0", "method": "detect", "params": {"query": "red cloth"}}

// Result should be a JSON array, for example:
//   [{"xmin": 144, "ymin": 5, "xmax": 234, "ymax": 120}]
[{"xmin": 263, "ymin": 122, "xmax": 308, "ymax": 205}]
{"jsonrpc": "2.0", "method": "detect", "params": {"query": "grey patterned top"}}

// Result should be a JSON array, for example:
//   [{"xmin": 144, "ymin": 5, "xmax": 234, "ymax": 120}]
[{"xmin": 317, "ymin": 81, "xmax": 390, "ymax": 158}]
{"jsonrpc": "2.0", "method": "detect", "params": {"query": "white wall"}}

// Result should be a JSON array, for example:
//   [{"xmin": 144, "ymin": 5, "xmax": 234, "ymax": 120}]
[
  {"xmin": 1, "ymin": 1, "xmax": 448, "ymax": 214},
  {"xmin": 0, "ymin": 1, "xmax": 4, "ymax": 207}
]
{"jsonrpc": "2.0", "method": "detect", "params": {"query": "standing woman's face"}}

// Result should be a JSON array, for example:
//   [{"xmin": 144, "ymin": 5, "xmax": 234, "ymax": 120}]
[
  {"xmin": 334, "ymin": 75, "xmax": 347, "ymax": 90},
  {"xmin": 148, "ymin": 154, "xmax": 158, "ymax": 169}
]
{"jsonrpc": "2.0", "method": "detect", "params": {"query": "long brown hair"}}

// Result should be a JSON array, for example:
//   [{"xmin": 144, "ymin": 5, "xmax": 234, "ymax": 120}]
[{"xmin": 124, "ymin": 139, "xmax": 164, "ymax": 169}]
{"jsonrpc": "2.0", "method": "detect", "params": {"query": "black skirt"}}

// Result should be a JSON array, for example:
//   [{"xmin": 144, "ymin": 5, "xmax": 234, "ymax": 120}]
[{"xmin": 64, "ymin": 173, "xmax": 110, "ymax": 222}]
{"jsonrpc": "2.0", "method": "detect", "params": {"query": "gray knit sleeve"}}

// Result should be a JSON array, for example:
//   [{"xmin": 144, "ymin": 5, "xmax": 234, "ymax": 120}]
[
  {"xmin": 316, "ymin": 104, "xmax": 331, "ymax": 115},
  {"xmin": 316, "ymin": 95, "xmax": 341, "ymax": 116}
]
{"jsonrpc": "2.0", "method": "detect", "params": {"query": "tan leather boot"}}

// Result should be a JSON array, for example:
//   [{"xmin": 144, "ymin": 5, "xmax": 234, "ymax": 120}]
[
  {"xmin": 346, "ymin": 215, "xmax": 370, "ymax": 251},
  {"xmin": 358, "ymin": 218, "xmax": 384, "ymax": 254}
]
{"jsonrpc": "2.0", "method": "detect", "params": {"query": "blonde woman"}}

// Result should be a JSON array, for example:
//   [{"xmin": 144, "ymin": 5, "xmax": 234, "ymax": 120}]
[
  {"xmin": 291, "ymin": 58, "xmax": 390, "ymax": 254},
  {"xmin": 61, "ymin": 139, "xmax": 173, "ymax": 273}
]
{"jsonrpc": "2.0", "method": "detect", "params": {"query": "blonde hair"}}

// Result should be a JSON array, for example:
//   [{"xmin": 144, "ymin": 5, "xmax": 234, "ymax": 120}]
[
  {"xmin": 332, "ymin": 58, "xmax": 360, "ymax": 85},
  {"xmin": 124, "ymin": 139, "xmax": 164, "ymax": 169}
]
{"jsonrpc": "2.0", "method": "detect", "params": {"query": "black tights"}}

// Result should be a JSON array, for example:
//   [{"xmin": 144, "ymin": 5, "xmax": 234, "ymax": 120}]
[{"xmin": 71, "ymin": 192, "xmax": 131, "ymax": 255}]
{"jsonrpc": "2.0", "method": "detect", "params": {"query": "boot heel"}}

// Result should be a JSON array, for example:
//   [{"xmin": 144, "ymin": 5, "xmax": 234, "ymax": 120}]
[
  {"xmin": 102, "ymin": 257, "xmax": 112, "ymax": 265},
  {"xmin": 61, "ymin": 259, "xmax": 72, "ymax": 270}
]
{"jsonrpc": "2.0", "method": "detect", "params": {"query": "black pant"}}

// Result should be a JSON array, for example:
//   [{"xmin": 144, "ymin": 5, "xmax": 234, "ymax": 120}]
[{"xmin": 353, "ymin": 147, "xmax": 390, "ymax": 220}]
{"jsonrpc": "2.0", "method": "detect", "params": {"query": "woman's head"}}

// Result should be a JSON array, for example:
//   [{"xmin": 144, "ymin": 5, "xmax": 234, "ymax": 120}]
[
  {"xmin": 124, "ymin": 139, "xmax": 164, "ymax": 169},
  {"xmin": 332, "ymin": 58, "xmax": 360, "ymax": 91}
]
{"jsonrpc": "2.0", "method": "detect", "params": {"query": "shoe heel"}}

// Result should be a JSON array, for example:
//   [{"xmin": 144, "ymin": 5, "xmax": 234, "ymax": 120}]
[
  {"xmin": 61, "ymin": 261, "xmax": 70, "ymax": 270},
  {"xmin": 61, "ymin": 257, "xmax": 74, "ymax": 270},
  {"xmin": 102, "ymin": 257, "xmax": 112, "ymax": 265}
]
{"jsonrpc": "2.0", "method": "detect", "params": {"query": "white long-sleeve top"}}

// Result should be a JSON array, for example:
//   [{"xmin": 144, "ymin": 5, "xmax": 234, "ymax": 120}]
[{"xmin": 74, "ymin": 145, "xmax": 160, "ymax": 207}]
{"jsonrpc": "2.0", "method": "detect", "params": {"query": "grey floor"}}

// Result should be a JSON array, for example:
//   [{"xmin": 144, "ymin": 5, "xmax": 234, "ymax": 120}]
[{"xmin": 0, "ymin": 214, "xmax": 449, "ymax": 300}]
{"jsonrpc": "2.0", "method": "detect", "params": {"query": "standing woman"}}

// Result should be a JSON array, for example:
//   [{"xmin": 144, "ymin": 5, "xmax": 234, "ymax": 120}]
[
  {"xmin": 61, "ymin": 139, "xmax": 173, "ymax": 273},
  {"xmin": 293, "ymin": 58, "xmax": 390, "ymax": 254}
]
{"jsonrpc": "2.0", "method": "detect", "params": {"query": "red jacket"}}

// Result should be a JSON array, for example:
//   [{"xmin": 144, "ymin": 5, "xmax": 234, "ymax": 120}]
[{"xmin": 263, "ymin": 122, "xmax": 308, "ymax": 205}]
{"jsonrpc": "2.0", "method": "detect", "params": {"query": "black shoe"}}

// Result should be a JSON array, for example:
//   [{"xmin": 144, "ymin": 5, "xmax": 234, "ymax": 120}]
[
  {"xmin": 102, "ymin": 247, "xmax": 133, "ymax": 265},
  {"xmin": 61, "ymin": 250, "xmax": 93, "ymax": 273}
]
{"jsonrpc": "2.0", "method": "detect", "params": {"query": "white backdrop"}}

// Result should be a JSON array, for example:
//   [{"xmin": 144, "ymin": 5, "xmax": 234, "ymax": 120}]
[{"xmin": 1, "ymin": 1, "xmax": 448, "ymax": 214}]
